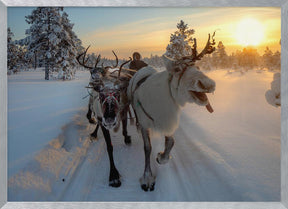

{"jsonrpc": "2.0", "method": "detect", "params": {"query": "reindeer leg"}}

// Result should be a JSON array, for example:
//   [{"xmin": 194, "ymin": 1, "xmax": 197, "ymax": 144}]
[
  {"xmin": 156, "ymin": 136, "xmax": 174, "ymax": 164},
  {"xmin": 100, "ymin": 124, "xmax": 121, "ymax": 187},
  {"xmin": 140, "ymin": 127, "xmax": 155, "ymax": 191},
  {"xmin": 122, "ymin": 117, "xmax": 131, "ymax": 145},
  {"xmin": 90, "ymin": 124, "xmax": 99, "ymax": 141},
  {"xmin": 87, "ymin": 108, "xmax": 96, "ymax": 124},
  {"xmin": 87, "ymin": 97, "xmax": 96, "ymax": 124},
  {"xmin": 128, "ymin": 106, "xmax": 134, "ymax": 125},
  {"xmin": 120, "ymin": 107, "xmax": 131, "ymax": 145}
]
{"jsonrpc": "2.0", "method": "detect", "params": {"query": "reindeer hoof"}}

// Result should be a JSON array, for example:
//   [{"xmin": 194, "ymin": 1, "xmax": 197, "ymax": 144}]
[
  {"xmin": 87, "ymin": 116, "xmax": 97, "ymax": 124},
  {"xmin": 109, "ymin": 169, "xmax": 121, "ymax": 188},
  {"xmin": 156, "ymin": 152, "xmax": 171, "ymax": 164},
  {"xmin": 109, "ymin": 179, "xmax": 121, "ymax": 188},
  {"xmin": 90, "ymin": 134, "xmax": 98, "ymax": 141},
  {"xmin": 141, "ymin": 183, "xmax": 155, "ymax": 191},
  {"xmin": 89, "ymin": 119, "xmax": 97, "ymax": 124},
  {"xmin": 140, "ymin": 174, "xmax": 155, "ymax": 192},
  {"xmin": 124, "ymin": 136, "xmax": 131, "ymax": 145}
]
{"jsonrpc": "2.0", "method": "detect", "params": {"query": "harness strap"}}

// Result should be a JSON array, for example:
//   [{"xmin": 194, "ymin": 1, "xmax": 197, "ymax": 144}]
[
  {"xmin": 177, "ymin": 65, "xmax": 188, "ymax": 88},
  {"xmin": 131, "ymin": 66, "xmax": 189, "ymax": 125},
  {"xmin": 132, "ymin": 75, "xmax": 150, "ymax": 95},
  {"xmin": 136, "ymin": 100, "xmax": 154, "ymax": 121},
  {"xmin": 131, "ymin": 74, "xmax": 154, "ymax": 123}
]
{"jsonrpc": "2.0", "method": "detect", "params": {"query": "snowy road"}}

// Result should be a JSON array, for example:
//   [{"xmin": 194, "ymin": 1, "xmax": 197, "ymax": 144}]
[
  {"xmin": 8, "ymin": 69, "xmax": 280, "ymax": 201},
  {"xmin": 8, "ymin": 109, "xmax": 247, "ymax": 201}
]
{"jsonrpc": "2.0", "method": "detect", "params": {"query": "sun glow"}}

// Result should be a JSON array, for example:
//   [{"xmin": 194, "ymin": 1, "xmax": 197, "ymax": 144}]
[{"xmin": 235, "ymin": 18, "xmax": 265, "ymax": 46}]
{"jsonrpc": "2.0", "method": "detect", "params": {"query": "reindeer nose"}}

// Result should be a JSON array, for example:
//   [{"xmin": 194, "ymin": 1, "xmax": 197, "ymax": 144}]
[
  {"xmin": 197, "ymin": 80, "xmax": 206, "ymax": 90},
  {"xmin": 197, "ymin": 79, "xmax": 215, "ymax": 92},
  {"xmin": 207, "ymin": 79, "xmax": 216, "ymax": 92}
]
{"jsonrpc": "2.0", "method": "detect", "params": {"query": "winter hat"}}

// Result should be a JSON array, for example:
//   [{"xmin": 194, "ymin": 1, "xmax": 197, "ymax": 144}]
[{"xmin": 133, "ymin": 52, "xmax": 141, "ymax": 60}]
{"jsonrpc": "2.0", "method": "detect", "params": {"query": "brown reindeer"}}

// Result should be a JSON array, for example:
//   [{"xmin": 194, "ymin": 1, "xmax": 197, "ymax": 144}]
[{"xmin": 77, "ymin": 48, "xmax": 132, "ymax": 187}]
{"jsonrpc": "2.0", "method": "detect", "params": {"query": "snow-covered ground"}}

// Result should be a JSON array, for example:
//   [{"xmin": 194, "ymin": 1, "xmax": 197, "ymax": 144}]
[{"xmin": 8, "ymin": 69, "xmax": 280, "ymax": 201}]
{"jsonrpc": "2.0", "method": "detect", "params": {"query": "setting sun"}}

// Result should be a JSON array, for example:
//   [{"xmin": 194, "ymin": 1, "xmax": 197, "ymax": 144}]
[{"xmin": 235, "ymin": 18, "xmax": 265, "ymax": 46}]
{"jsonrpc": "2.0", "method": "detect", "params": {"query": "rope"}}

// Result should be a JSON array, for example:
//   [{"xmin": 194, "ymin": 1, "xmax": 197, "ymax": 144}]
[
  {"xmin": 82, "ymin": 94, "xmax": 90, "ymax": 99},
  {"xmin": 82, "ymin": 86, "xmax": 94, "ymax": 99}
]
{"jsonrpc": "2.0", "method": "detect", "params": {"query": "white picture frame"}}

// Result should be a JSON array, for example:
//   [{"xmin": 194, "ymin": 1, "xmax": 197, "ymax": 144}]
[{"xmin": 0, "ymin": 0, "xmax": 287, "ymax": 208}]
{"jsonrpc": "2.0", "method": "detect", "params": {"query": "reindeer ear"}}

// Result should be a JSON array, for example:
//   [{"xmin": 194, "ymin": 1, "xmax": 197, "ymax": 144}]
[{"xmin": 163, "ymin": 55, "xmax": 181, "ymax": 74}]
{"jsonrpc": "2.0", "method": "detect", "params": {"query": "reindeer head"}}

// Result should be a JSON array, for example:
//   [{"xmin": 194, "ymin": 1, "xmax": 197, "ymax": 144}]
[
  {"xmin": 164, "ymin": 33, "xmax": 216, "ymax": 113},
  {"xmin": 97, "ymin": 82, "xmax": 121, "ymax": 129},
  {"xmin": 77, "ymin": 46, "xmax": 132, "ymax": 129}
]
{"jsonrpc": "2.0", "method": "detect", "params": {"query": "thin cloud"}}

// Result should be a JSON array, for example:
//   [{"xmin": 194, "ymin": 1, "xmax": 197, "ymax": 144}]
[{"xmin": 80, "ymin": 7, "xmax": 280, "ymax": 58}]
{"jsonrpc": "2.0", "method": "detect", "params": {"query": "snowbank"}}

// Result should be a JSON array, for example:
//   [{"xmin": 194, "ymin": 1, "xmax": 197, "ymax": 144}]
[{"xmin": 265, "ymin": 72, "xmax": 281, "ymax": 107}]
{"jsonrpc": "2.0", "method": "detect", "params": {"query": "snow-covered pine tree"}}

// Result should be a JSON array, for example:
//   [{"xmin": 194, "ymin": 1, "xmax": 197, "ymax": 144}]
[
  {"xmin": 8, "ymin": 28, "xmax": 31, "ymax": 74},
  {"xmin": 17, "ymin": 45, "xmax": 29, "ymax": 71},
  {"xmin": 229, "ymin": 52, "xmax": 238, "ymax": 70},
  {"xmin": 25, "ymin": 7, "xmax": 64, "ymax": 80},
  {"xmin": 165, "ymin": 20, "xmax": 195, "ymax": 59},
  {"xmin": 214, "ymin": 41, "xmax": 228, "ymax": 69},
  {"xmin": 273, "ymin": 51, "xmax": 281, "ymax": 70},
  {"xmin": 242, "ymin": 47, "xmax": 260, "ymax": 70},
  {"xmin": 7, "ymin": 27, "xmax": 19, "ymax": 74},
  {"xmin": 15, "ymin": 35, "xmax": 39, "ymax": 69},
  {"xmin": 262, "ymin": 47, "xmax": 274, "ymax": 70},
  {"xmin": 73, "ymin": 34, "xmax": 85, "ymax": 58},
  {"xmin": 56, "ymin": 11, "xmax": 78, "ymax": 80}
]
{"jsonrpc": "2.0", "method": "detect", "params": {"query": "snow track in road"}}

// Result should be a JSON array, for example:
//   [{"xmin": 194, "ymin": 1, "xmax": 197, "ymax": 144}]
[{"xmin": 9, "ymin": 108, "xmax": 247, "ymax": 201}]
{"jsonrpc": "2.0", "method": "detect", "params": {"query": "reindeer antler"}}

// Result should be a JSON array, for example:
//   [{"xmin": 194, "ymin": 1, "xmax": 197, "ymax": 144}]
[
  {"xmin": 104, "ymin": 50, "xmax": 119, "ymax": 70},
  {"xmin": 181, "ymin": 31, "xmax": 216, "ymax": 64},
  {"xmin": 94, "ymin": 54, "xmax": 101, "ymax": 69},
  {"xmin": 77, "ymin": 47, "xmax": 120, "ymax": 73},
  {"xmin": 76, "ymin": 45, "xmax": 101, "ymax": 70},
  {"xmin": 118, "ymin": 57, "xmax": 132, "ymax": 79}
]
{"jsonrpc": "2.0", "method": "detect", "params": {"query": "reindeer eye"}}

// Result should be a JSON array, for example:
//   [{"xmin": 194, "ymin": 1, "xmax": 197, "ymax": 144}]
[
  {"xmin": 94, "ymin": 85, "xmax": 104, "ymax": 92},
  {"xmin": 174, "ymin": 67, "xmax": 182, "ymax": 73},
  {"xmin": 94, "ymin": 86, "xmax": 100, "ymax": 91}
]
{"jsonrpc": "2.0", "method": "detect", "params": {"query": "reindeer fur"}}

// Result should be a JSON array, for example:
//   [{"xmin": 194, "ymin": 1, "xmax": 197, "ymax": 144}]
[
  {"xmin": 127, "ymin": 55, "xmax": 216, "ymax": 191},
  {"xmin": 128, "ymin": 66, "xmax": 180, "ymax": 136}
]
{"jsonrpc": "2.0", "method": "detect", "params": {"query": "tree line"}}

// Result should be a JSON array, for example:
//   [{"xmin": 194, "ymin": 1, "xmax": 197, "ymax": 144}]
[
  {"xmin": 8, "ymin": 16, "xmax": 281, "ymax": 81},
  {"xmin": 142, "ymin": 20, "xmax": 280, "ymax": 71}
]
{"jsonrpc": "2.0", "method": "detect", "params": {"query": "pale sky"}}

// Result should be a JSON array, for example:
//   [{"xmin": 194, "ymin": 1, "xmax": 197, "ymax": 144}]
[{"xmin": 8, "ymin": 7, "xmax": 281, "ymax": 59}]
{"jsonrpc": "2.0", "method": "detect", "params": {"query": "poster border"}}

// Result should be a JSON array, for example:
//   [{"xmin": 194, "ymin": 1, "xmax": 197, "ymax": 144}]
[{"xmin": 0, "ymin": 0, "xmax": 287, "ymax": 208}]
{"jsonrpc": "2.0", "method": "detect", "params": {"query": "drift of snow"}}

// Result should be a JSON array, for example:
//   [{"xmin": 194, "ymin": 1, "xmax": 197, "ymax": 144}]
[
  {"xmin": 265, "ymin": 72, "xmax": 281, "ymax": 107},
  {"xmin": 8, "ymin": 69, "xmax": 280, "ymax": 201}
]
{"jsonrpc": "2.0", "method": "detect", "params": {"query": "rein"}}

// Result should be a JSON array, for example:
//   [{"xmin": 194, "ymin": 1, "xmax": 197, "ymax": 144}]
[
  {"xmin": 168, "ymin": 64, "xmax": 189, "ymax": 105},
  {"xmin": 176, "ymin": 64, "xmax": 189, "ymax": 89},
  {"xmin": 131, "ymin": 75, "xmax": 155, "ymax": 122},
  {"xmin": 133, "ymin": 67, "xmax": 187, "ymax": 123},
  {"xmin": 131, "ymin": 64, "xmax": 189, "ymax": 123},
  {"xmin": 136, "ymin": 100, "xmax": 154, "ymax": 121},
  {"xmin": 82, "ymin": 85, "xmax": 97, "ymax": 99}
]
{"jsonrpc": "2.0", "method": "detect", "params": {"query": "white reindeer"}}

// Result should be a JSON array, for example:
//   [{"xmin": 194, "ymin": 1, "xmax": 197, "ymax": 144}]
[{"xmin": 127, "ymin": 34, "xmax": 216, "ymax": 191}]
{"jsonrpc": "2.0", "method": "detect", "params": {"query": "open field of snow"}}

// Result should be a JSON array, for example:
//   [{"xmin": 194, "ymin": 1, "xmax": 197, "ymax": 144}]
[{"xmin": 8, "ymin": 69, "xmax": 280, "ymax": 201}]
